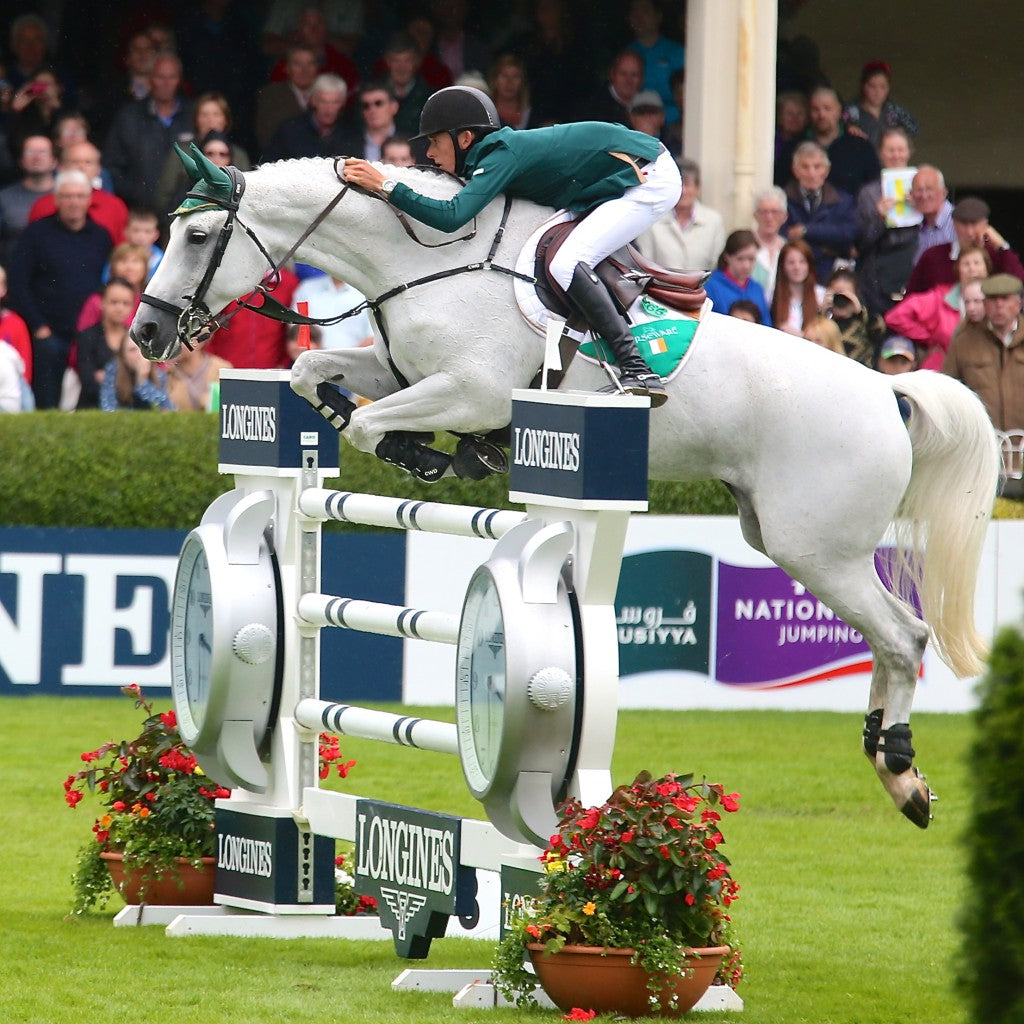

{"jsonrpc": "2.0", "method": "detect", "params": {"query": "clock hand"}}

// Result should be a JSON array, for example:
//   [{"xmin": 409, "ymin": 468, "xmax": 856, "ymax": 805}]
[{"xmin": 199, "ymin": 633, "xmax": 212, "ymax": 653}]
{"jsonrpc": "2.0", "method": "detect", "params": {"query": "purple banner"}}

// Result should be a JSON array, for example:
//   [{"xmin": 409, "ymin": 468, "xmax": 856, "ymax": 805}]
[{"xmin": 715, "ymin": 561, "xmax": 870, "ymax": 688}]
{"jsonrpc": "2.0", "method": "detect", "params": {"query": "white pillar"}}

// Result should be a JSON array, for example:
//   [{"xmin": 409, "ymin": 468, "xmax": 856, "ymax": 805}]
[{"xmin": 685, "ymin": 0, "xmax": 778, "ymax": 232}]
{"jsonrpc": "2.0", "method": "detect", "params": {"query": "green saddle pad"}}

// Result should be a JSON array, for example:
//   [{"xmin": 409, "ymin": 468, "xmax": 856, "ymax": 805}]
[{"xmin": 580, "ymin": 315, "xmax": 699, "ymax": 377}]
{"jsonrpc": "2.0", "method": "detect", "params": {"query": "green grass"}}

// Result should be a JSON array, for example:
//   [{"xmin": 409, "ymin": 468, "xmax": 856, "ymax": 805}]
[{"xmin": 0, "ymin": 697, "xmax": 971, "ymax": 1024}]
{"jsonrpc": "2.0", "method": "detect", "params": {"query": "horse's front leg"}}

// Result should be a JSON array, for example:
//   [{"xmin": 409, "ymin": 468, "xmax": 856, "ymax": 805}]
[
  {"xmin": 290, "ymin": 347, "xmax": 400, "ymax": 429},
  {"xmin": 345, "ymin": 372, "xmax": 511, "ymax": 483}
]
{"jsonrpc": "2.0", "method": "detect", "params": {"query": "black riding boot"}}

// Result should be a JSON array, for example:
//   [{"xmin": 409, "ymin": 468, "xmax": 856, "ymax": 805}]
[{"xmin": 566, "ymin": 261, "xmax": 667, "ymax": 408}]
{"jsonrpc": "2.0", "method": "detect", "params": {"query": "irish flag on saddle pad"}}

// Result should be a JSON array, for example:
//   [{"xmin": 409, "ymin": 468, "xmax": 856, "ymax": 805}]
[{"xmin": 580, "ymin": 295, "xmax": 701, "ymax": 378}]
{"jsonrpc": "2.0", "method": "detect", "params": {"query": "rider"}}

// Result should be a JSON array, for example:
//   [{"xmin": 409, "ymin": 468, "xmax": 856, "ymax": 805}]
[{"xmin": 341, "ymin": 85, "xmax": 681, "ymax": 407}]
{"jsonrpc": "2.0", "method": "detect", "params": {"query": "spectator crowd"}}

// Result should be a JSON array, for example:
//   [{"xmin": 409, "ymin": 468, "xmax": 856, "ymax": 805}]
[{"xmin": 0, "ymin": 1, "xmax": 1021, "ymax": 455}]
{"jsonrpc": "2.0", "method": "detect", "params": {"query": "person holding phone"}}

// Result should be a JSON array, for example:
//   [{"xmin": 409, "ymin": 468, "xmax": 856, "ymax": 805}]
[{"xmin": 9, "ymin": 70, "xmax": 65, "ymax": 152}]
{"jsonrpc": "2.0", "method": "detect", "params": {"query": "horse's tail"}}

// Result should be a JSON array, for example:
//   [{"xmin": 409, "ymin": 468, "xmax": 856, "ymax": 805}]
[{"xmin": 888, "ymin": 371, "xmax": 1001, "ymax": 678}]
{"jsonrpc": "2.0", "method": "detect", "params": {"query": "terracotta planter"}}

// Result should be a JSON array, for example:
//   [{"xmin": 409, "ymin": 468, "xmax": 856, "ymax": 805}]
[
  {"xmin": 100, "ymin": 850, "xmax": 216, "ymax": 906},
  {"xmin": 527, "ymin": 943, "xmax": 730, "ymax": 1018}
]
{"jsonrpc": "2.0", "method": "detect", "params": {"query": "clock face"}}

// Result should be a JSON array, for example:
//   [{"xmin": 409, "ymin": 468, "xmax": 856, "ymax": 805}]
[
  {"xmin": 182, "ymin": 544, "xmax": 213, "ymax": 730},
  {"xmin": 468, "ymin": 574, "xmax": 506, "ymax": 780},
  {"xmin": 172, "ymin": 532, "xmax": 216, "ymax": 744},
  {"xmin": 457, "ymin": 568, "xmax": 507, "ymax": 791}
]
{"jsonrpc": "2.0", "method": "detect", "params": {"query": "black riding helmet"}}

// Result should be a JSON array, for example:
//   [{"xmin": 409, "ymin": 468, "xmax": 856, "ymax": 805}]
[{"xmin": 412, "ymin": 86, "xmax": 501, "ymax": 175}]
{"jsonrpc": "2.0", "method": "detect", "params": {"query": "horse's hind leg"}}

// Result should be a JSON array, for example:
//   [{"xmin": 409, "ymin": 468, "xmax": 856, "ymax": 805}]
[{"xmin": 773, "ymin": 552, "xmax": 933, "ymax": 827}]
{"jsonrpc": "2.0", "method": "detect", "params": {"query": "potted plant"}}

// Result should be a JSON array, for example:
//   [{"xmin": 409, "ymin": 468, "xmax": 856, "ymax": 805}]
[
  {"xmin": 64, "ymin": 684, "xmax": 229, "ymax": 914},
  {"xmin": 493, "ymin": 770, "xmax": 744, "ymax": 1018}
]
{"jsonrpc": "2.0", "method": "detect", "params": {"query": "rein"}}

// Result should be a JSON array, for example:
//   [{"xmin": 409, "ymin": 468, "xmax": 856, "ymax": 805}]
[{"xmin": 141, "ymin": 160, "xmax": 536, "ymax": 379}]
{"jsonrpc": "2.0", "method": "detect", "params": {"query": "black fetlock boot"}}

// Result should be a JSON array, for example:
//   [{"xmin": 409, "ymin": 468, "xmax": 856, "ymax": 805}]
[
  {"xmin": 566, "ymin": 261, "xmax": 667, "ymax": 408},
  {"xmin": 375, "ymin": 432, "xmax": 452, "ymax": 483}
]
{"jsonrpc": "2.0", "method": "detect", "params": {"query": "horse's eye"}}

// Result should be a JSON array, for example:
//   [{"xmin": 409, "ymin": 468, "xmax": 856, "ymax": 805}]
[{"xmin": 187, "ymin": 228, "xmax": 209, "ymax": 244}]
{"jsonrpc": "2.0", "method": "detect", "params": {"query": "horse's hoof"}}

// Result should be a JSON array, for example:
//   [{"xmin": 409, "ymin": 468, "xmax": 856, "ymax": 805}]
[
  {"xmin": 452, "ymin": 436, "xmax": 508, "ymax": 479},
  {"xmin": 899, "ymin": 774, "xmax": 933, "ymax": 829}
]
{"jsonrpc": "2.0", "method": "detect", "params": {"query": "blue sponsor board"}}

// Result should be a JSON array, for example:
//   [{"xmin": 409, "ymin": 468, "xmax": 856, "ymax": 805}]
[
  {"xmin": 218, "ymin": 370, "xmax": 339, "ymax": 472},
  {"xmin": 509, "ymin": 392, "xmax": 648, "ymax": 507},
  {"xmin": 215, "ymin": 806, "xmax": 335, "ymax": 911},
  {"xmin": 0, "ymin": 527, "xmax": 405, "ymax": 701}
]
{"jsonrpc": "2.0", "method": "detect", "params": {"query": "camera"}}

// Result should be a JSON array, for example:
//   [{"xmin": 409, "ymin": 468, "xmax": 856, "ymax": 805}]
[{"xmin": 830, "ymin": 293, "xmax": 854, "ymax": 311}]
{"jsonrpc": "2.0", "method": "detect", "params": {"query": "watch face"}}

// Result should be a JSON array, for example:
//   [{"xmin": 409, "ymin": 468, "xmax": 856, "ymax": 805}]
[
  {"xmin": 460, "ymin": 570, "xmax": 506, "ymax": 784},
  {"xmin": 182, "ymin": 545, "xmax": 213, "ymax": 730},
  {"xmin": 171, "ymin": 533, "xmax": 215, "ymax": 743}
]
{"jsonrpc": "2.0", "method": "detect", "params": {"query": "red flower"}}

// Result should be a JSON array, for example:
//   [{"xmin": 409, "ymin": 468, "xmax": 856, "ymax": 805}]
[
  {"xmin": 701, "ymin": 809, "xmax": 721, "ymax": 823},
  {"xmin": 160, "ymin": 709, "xmax": 177, "ymax": 729},
  {"xmin": 214, "ymin": 787, "xmax": 230, "ymax": 799},
  {"xmin": 526, "ymin": 924, "xmax": 541, "ymax": 939},
  {"xmin": 671, "ymin": 793, "xmax": 701, "ymax": 813},
  {"xmin": 564, "ymin": 1009, "xmax": 596, "ymax": 1021},
  {"xmin": 111, "ymin": 800, "xmax": 126, "ymax": 812},
  {"xmin": 656, "ymin": 780, "xmax": 681, "ymax": 796},
  {"xmin": 703, "ymin": 831, "xmax": 723, "ymax": 851},
  {"xmin": 620, "ymin": 830, "xmax": 635, "ymax": 844},
  {"xmin": 65, "ymin": 789, "xmax": 84, "ymax": 808},
  {"xmin": 576, "ymin": 808, "xmax": 601, "ymax": 830},
  {"xmin": 659, "ymin": 844, "xmax": 671, "ymax": 859},
  {"xmin": 722, "ymin": 793, "xmax": 741, "ymax": 813},
  {"xmin": 684, "ymin": 893, "xmax": 696, "ymax": 906}
]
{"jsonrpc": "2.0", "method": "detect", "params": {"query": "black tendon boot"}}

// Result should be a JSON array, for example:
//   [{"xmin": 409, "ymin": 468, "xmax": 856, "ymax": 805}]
[{"xmin": 566, "ymin": 262, "xmax": 667, "ymax": 407}]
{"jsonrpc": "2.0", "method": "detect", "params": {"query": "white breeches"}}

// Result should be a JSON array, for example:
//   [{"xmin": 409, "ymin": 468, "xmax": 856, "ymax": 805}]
[{"xmin": 548, "ymin": 147, "xmax": 682, "ymax": 290}]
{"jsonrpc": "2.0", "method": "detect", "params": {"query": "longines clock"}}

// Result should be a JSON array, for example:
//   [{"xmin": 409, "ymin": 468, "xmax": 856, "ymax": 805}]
[
  {"xmin": 170, "ymin": 489, "xmax": 283, "ymax": 791},
  {"xmin": 455, "ymin": 519, "xmax": 582, "ymax": 846}
]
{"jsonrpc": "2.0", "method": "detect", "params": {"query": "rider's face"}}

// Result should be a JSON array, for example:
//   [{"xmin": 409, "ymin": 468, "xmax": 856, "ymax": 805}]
[{"xmin": 426, "ymin": 132, "xmax": 456, "ymax": 174}]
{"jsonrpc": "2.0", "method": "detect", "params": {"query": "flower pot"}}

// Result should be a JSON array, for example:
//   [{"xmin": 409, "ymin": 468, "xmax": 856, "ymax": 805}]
[
  {"xmin": 527, "ymin": 943, "xmax": 730, "ymax": 1018},
  {"xmin": 100, "ymin": 851, "xmax": 216, "ymax": 906}
]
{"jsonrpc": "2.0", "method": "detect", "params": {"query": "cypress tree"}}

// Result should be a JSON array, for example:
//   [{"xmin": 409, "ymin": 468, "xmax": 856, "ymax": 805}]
[{"xmin": 957, "ymin": 620, "xmax": 1024, "ymax": 1022}]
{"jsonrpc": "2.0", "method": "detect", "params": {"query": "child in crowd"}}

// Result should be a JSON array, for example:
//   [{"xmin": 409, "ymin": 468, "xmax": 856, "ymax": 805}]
[
  {"xmin": 771, "ymin": 240, "xmax": 824, "ymax": 335},
  {"xmin": 876, "ymin": 333, "xmax": 917, "ymax": 374},
  {"xmin": 165, "ymin": 337, "xmax": 232, "ymax": 411},
  {"xmin": 122, "ymin": 208, "xmax": 164, "ymax": 278},
  {"xmin": 823, "ymin": 268, "xmax": 883, "ymax": 366},
  {"xmin": 285, "ymin": 322, "xmax": 324, "ymax": 365},
  {"xmin": 79, "ymin": 242, "xmax": 149, "ymax": 331},
  {"xmin": 727, "ymin": 299, "xmax": 763, "ymax": 324},
  {"xmin": 74, "ymin": 277, "xmax": 135, "ymax": 409},
  {"xmin": 99, "ymin": 335, "xmax": 175, "ymax": 410},
  {"xmin": 803, "ymin": 314, "xmax": 845, "ymax": 355}
]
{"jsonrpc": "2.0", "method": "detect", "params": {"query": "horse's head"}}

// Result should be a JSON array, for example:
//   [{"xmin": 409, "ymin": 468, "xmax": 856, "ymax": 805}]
[{"xmin": 130, "ymin": 145, "xmax": 267, "ymax": 362}]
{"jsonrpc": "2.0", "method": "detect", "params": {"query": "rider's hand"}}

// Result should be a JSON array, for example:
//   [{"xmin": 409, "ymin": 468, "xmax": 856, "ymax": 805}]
[{"xmin": 343, "ymin": 158, "xmax": 387, "ymax": 194}]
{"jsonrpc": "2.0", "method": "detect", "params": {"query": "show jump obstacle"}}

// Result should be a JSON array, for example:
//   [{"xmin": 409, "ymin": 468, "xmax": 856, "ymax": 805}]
[{"xmin": 149, "ymin": 370, "xmax": 648, "ymax": 961}]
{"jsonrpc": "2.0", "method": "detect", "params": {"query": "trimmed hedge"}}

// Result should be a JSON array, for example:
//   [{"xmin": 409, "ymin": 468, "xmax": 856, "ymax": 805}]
[{"xmin": 0, "ymin": 411, "xmax": 737, "ymax": 530}]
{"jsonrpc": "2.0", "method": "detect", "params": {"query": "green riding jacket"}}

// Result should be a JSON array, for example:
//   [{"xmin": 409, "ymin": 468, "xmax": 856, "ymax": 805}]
[{"xmin": 387, "ymin": 122, "xmax": 662, "ymax": 232}]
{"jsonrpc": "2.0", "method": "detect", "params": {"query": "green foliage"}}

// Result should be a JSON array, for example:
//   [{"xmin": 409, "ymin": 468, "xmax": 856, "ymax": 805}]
[
  {"xmin": 493, "ymin": 770, "xmax": 743, "ymax": 1011},
  {"xmin": 957, "ymin": 622, "xmax": 1024, "ymax": 1023},
  {"xmin": 0, "ymin": 411, "xmax": 735, "ymax": 529}
]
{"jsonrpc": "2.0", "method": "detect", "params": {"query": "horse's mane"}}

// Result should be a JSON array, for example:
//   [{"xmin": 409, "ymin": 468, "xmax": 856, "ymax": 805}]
[{"xmin": 250, "ymin": 157, "xmax": 463, "ymax": 202}]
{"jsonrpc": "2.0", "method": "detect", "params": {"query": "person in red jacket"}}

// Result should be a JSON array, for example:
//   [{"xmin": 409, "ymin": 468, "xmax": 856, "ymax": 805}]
[{"xmin": 28, "ymin": 141, "xmax": 128, "ymax": 246}]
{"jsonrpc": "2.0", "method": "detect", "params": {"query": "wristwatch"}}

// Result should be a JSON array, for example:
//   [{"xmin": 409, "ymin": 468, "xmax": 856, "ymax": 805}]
[{"xmin": 381, "ymin": 179, "xmax": 397, "ymax": 199}]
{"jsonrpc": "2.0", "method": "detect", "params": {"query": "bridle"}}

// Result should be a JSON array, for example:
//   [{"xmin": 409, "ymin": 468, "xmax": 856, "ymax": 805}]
[{"xmin": 138, "ymin": 160, "xmax": 535, "ymax": 388}]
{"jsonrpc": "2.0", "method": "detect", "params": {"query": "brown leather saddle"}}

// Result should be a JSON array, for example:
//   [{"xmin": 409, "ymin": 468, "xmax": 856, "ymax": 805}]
[{"xmin": 534, "ymin": 217, "xmax": 708, "ymax": 324}]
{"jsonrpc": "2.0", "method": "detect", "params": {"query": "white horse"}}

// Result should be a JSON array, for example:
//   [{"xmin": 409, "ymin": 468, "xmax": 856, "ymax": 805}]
[{"xmin": 130, "ymin": 152, "xmax": 1001, "ymax": 828}]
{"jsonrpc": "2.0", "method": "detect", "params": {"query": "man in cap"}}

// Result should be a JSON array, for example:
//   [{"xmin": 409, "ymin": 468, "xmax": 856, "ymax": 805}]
[
  {"xmin": 907, "ymin": 196, "xmax": 1024, "ymax": 294},
  {"xmin": 942, "ymin": 273, "xmax": 1024, "ymax": 431},
  {"xmin": 342, "ymin": 85, "xmax": 680, "ymax": 411}
]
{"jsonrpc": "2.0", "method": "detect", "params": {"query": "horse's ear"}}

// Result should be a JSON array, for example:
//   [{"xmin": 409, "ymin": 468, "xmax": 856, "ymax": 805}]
[
  {"xmin": 189, "ymin": 143, "xmax": 233, "ymax": 196},
  {"xmin": 175, "ymin": 143, "xmax": 202, "ymax": 185}
]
